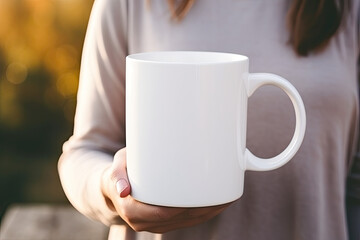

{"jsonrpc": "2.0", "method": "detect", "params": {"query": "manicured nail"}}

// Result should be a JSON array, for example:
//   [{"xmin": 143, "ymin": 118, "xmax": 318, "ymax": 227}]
[{"xmin": 116, "ymin": 179, "xmax": 128, "ymax": 195}]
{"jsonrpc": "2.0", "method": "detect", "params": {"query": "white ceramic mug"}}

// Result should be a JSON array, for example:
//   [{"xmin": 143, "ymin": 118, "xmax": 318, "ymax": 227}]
[{"xmin": 126, "ymin": 51, "xmax": 306, "ymax": 207}]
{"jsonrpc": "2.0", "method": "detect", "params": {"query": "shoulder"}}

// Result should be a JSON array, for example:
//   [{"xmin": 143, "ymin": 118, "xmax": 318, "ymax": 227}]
[
  {"xmin": 89, "ymin": 0, "xmax": 128, "ymax": 25},
  {"xmin": 86, "ymin": 0, "xmax": 128, "ymax": 42}
]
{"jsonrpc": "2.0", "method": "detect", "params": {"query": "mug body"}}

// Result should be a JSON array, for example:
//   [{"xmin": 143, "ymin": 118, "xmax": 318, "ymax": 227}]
[{"xmin": 126, "ymin": 51, "xmax": 249, "ymax": 207}]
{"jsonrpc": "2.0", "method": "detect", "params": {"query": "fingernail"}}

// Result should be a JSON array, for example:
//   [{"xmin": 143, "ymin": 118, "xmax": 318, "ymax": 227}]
[{"xmin": 116, "ymin": 179, "xmax": 128, "ymax": 195}]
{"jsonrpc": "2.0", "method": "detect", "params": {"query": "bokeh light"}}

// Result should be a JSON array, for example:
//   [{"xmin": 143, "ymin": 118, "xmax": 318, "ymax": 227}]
[
  {"xmin": 0, "ymin": 0, "xmax": 94, "ymax": 221},
  {"xmin": 6, "ymin": 62, "xmax": 28, "ymax": 85}
]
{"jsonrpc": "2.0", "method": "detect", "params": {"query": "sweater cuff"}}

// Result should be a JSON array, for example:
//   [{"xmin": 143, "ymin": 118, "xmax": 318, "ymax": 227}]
[
  {"xmin": 59, "ymin": 149, "xmax": 126, "ymax": 226},
  {"xmin": 87, "ymin": 159, "xmax": 126, "ymax": 226}
]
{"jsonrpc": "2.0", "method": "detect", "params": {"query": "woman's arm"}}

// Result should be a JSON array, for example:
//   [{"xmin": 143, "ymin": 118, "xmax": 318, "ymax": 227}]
[
  {"xmin": 58, "ymin": 0, "xmax": 128, "ymax": 225},
  {"xmin": 346, "ymin": 28, "xmax": 360, "ymax": 237}
]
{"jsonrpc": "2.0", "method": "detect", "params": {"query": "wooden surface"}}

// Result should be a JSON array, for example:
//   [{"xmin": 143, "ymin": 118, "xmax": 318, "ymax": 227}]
[{"xmin": 0, "ymin": 204, "xmax": 109, "ymax": 240}]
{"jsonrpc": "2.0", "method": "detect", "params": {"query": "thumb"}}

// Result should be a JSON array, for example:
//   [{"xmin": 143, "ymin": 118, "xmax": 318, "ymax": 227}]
[{"xmin": 111, "ymin": 148, "xmax": 131, "ymax": 198}]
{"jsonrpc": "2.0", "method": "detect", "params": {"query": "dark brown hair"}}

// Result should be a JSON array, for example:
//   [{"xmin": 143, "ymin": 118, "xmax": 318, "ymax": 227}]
[{"xmin": 166, "ymin": 0, "xmax": 350, "ymax": 56}]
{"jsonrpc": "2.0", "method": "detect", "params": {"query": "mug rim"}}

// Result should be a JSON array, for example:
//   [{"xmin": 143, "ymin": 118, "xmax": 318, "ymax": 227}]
[{"xmin": 126, "ymin": 51, "xmax": 248, "ymax": 65}]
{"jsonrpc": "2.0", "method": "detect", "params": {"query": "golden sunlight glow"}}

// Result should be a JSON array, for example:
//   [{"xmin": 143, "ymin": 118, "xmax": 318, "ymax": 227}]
[{"xmin": 0, "ymin": 0, "xmax": 93, "ymax": 124}]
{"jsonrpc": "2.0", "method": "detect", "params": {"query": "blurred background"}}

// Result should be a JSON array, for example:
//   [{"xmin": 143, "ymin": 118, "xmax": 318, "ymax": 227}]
[{"xmin": 0, "ymin": 0, "xmax": 94, "ymax": 221}]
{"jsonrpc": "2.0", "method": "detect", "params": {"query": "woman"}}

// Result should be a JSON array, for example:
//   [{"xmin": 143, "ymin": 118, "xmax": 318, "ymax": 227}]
[{"xmin": 58, "ymin": 0, "xmax": 360, "ymax": 239}]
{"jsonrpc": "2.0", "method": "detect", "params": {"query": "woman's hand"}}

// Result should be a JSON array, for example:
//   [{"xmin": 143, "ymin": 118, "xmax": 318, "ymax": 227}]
[{"xmin": 101, "ymin": 148, "xmax": 231, "ymax": 233}]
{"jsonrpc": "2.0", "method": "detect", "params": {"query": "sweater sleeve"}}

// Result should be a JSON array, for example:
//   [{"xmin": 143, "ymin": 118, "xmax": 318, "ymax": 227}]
[
  {"xmin": 58, "ymin": 0, "xmax": 128, "ymax": 226},
  {"xmin": 346, "ymin": 4, "xmax": 360, "ymax": 238},
  {"xmin": 346, "ymin": 0, "xmax": 360, "ymax": 201}
]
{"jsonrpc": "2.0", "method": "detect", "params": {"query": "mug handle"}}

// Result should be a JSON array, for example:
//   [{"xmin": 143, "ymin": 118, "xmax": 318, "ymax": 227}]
[{"xmin": 244, "ymin": 73, "xmax": 306, "ymax": 171}]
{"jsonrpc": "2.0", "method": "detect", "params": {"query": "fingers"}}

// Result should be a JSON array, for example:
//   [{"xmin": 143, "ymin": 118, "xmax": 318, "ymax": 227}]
[
  {"xmin": 120, "ymin": 202, "xmax": 230, "ymax": 233},
  {"xmin": 119, "ymin": 197, "xmax": 186, "ymax": 224},
  {"xmin": 111, "ymin": 148, "xmax": 131, "ymax": 198},
  {"xmin": 184, "ymin": 203, "xmax": 230, "ymax": 218},
  {"xmin": 150, "ymin": 204, "xmax": 229, "ymax": 233},
  {"xmin": 119, "ymin": 196, "xmax": 230, "ymax": 224}
]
